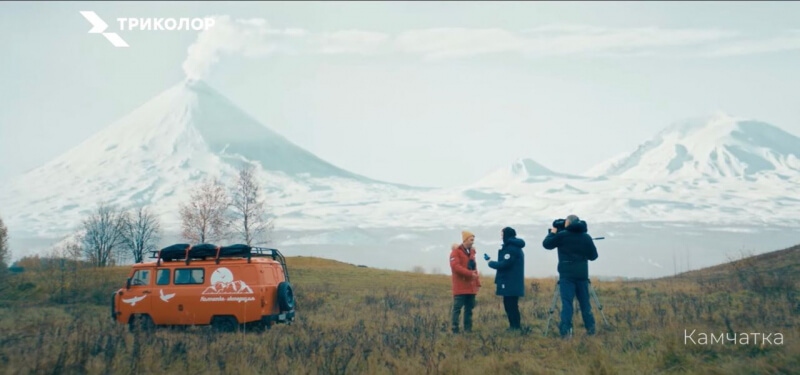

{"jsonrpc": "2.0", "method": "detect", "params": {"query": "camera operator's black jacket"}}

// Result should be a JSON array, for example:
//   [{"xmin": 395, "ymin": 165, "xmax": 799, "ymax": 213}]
[
  {"xmin": 542, "ymin": 220, "xmax": 598, "ymax": 280},
  {"xmin": 488, "ymin": 237, "xmax": 525, "ymax": 297}
]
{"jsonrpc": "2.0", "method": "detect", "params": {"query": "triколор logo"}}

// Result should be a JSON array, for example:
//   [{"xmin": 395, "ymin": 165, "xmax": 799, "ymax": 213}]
[{"xmin": 79, "ymin": 11, "xmax": 216, "ymax": 48}]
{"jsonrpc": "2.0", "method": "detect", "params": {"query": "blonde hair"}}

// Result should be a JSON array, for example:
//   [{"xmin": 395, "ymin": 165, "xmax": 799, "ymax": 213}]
[{"xmin": 451, "ymin": 243, "xmax": 460, "ymax": 250}]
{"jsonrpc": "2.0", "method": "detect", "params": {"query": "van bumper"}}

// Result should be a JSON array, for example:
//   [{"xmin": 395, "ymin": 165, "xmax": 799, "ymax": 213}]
[{"xmin": 261, "ymin": 310, "xmax": 295, "ymax": 324}]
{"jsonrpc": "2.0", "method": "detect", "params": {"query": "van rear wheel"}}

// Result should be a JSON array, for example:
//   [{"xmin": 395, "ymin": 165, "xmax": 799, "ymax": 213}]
[
  {"xmin": 277, "ymin": 282, "xmax": 295, "ymax": 312},
  {"xmin": 211, "ymin": 316, "xmax": 239, "ymax": 333}
]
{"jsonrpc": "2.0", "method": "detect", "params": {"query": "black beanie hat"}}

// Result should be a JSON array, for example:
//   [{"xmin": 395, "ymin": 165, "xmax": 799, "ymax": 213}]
[{"xmin": 502, "ymin": 227, "xmax": 516, "ymax": 240}]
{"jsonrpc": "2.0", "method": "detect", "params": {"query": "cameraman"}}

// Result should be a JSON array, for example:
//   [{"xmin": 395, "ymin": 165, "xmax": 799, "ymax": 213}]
[{"xmin": 542, "ymin": 214, "xmax": 598, "ymax": 338}]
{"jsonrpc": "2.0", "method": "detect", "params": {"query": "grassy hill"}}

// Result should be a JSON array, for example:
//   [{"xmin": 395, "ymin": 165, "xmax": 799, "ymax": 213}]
[
  {"xmin": 674, "ymin": 244, "xmax": 800, "ymax": 282},
  {"xmin": 0, "ymin": 250, "xmax": 797, "ymax": 374}
]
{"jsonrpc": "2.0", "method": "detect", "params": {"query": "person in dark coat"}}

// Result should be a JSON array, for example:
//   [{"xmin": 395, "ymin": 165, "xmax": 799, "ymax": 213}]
[
  {"xmin": 485, "ymin": 227, "xmax": 525, "ymax": 330},
  {"xmin": 542, "ymin": 214, "xmax": 598, "ymax": 338}
]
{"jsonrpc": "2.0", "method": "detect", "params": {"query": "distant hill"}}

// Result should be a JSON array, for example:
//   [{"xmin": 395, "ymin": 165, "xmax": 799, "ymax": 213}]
[{"xmin": 672, "ymin": 243, "xmax": 800, "ymax": 283}]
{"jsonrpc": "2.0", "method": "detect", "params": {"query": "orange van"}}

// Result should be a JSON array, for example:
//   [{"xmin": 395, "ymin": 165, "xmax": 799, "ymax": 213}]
[{"xmin": 111, "ymin": 244, "xmax": 295, "ymax": 331}]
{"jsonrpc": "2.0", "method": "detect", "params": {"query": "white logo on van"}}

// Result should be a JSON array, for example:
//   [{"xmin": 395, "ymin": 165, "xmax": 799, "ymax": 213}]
[
  {"xmin": 202, "ymin": 267, "xmax": 253, "ymax": 295},
  {"xmin": 122, "ymin": 295, "xmax": 146, "ymax": 306},
  {"xmin": 160, "ymin": 289, "xmax": 175, "ymax": 302}
]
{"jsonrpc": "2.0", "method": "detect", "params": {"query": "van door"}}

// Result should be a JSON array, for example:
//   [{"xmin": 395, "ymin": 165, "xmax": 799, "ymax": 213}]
[
  {"xmin": 152, "ymin": 268, "xmax": 181, "ymax": 324},
  {"xmin": 173, "ymin": 267, "xmax": 207, "ymax": 325},
  {"xmin": 121, "ymin": 268, "xmax": 153, "ymax": 319},
  {"xmin": 262, "ymin": 265, "xmax": 279, "ymax": 316}
]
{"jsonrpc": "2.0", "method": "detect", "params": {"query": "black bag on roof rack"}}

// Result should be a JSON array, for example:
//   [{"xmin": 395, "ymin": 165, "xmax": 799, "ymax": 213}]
[
  {"xmin": 219, "ymin": 244, "xmax": 251, "ymax": 258},
  {"xmin": 189, "ymin": 243, "xmax": 220, "ymax": 259},
  {"xmin": 159, "ymin": 243, "xmax": 191, "ymax": 261},
  {"xmin": 150, "ymin": 244, "xmax": 288, "ymax": 280},
  {"xmin": 152, "ymin": 243, "xmax": 265, "ymax": 264}
]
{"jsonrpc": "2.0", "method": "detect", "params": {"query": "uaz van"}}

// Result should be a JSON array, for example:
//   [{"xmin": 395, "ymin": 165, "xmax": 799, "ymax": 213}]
[{"xmin": 111, "ymin": 244, "xmax": 295, "ymax": 331}]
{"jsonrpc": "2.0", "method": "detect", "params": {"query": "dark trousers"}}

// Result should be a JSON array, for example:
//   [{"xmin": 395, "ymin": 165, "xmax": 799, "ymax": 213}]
[
  {"xmin": 452, "ymin": 294, "xmax": 476, "ymax": 332},
  {"xmin": 559, "ymin": 278, "xmax": 595, "ymax": 336},
  {"xmin": 503, "ymin": 296, "xmax": 521, "ymax": 329}
]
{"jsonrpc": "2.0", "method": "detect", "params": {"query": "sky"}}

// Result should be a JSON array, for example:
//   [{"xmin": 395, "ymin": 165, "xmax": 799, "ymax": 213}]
[{"xmin": 1, "ymin": 1, "xmax": 799, "ymax": 187}]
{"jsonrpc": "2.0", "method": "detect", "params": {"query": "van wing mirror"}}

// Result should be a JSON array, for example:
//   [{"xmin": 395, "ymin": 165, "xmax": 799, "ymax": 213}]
[{"xmin": 126, "ymin": 278, "xmax": 132, "ymax": 290}]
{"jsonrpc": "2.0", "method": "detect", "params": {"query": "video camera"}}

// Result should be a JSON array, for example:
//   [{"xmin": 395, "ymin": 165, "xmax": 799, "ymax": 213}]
[
  {"xmin": 549, "ymin": 218, "xmax": 605, "ymax": 240},
  {"xmin": 551, "ymin": 218, "xmax": 566, "ymax": 234}
]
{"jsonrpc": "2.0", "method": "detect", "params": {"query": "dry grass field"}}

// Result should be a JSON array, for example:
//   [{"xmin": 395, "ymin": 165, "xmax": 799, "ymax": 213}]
[{"xmin": 0, "ymin": 247, "xmax": 797, "ymax": 374}]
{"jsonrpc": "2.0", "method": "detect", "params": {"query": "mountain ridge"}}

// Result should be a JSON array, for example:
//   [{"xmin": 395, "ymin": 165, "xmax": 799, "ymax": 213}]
[
  {"xmin": 3, "ymin": 85, "xmax": 800, "ymax": 242},
  {"xmin": 585, "ymin": 113, "xmax": 800, "ymax": 180}
]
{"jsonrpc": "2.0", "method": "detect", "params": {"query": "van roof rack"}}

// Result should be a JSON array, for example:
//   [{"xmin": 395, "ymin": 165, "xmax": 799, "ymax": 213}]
[{"xmin": 149, "ymin": 244, "xmax": 290, "ymax": 282}]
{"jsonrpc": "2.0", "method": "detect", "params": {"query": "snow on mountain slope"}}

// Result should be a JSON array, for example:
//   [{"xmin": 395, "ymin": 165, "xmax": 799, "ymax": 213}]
[
  {"xmin": 582, "ymin": 153, "xmax": 628, "ymax": 178},
  {"xmin": 462, "ymin": 113, "xmax": 800, "ymax": 226},
  {"xmin": 0, "ymin": 80, "xmax": 420, "ymax": 236},
  {"xmin": 3, "ymin": 82, "xmax": 800, "ymax": 248},
  {"xmin": 590, "ymin": 113, "xmax": 800, "ymax": 181},
  {"xmin": 37, "ymin": 79, "xmax": 373, "ymax": 181},
  {"xmin": 474, "ymin": 158, "xmax": 583, "ymax": 188}
]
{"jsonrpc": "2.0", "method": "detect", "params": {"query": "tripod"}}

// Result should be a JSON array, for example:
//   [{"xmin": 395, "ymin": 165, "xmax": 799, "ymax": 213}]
[{"xmin": 544, "ymin": 278, "xmax": 609, "ymax": 337}]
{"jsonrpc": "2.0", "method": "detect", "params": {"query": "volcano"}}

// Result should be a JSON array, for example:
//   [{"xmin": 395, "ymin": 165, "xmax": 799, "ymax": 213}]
[{"xmin": 0, "ymin": 80, "xmax": 409, "ymax": 236}]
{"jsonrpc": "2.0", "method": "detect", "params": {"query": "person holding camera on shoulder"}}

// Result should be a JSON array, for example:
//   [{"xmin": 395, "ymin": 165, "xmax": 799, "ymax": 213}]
[
  {"xmin": 449, "ymin": 231, "xmax": 481, "ymax": 333},
  {"xmin": 542, "ymin": 214, "xmax": 598, "ymax": 338},
  {"xmin": 484, "ymin": 227, "xmax": 525, "ymax": 331}
]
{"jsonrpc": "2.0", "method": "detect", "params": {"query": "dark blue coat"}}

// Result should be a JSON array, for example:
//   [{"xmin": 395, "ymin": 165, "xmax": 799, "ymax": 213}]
[
  {"xmin": 488, "ymin": 237, "xmax": 525, "ymax": 297},
  {"xmin": 542, "ymin": 220, "xmax": 598, "ymax": 280}
]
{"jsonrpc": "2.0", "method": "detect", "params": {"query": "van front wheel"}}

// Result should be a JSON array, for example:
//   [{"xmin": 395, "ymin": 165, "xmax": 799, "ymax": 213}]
[
  {"xmin": 277, "ymin": 282, "xmax": 295, "ymax": 312},
  {"xmin": 128, "ymin": 314, "xmax": 155, "ymax": 332}
]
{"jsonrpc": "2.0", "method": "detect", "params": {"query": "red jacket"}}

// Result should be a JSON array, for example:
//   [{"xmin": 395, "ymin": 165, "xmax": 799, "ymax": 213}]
[{"xmin": 450, "ymin": 244, "xmax": 481, "ymax": 295}]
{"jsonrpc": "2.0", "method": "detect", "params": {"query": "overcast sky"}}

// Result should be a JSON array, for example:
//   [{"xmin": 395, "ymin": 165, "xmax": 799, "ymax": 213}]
[{"xmin": 2, "ymin": 2, "xmax": 799, "ymax": 187}]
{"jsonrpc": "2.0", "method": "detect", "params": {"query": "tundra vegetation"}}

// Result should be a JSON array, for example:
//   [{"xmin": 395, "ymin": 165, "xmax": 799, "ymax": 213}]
[{"xmin": 0, "ymin": 246, "xmax": 797, "ymax": 374}]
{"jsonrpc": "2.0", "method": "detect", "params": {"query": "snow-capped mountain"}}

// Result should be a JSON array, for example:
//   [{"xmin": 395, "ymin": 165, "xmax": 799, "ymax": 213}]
[
  {"xmin": 2, "ymin": 79, "xmax": 800, "ymax": 252},
  {"xmin": 588, "ymin": 113, "xmax": 800, "ymax": 181},
  {"xmin": 460, "ymin": 113, "xmax": 800, "ymax": 226},
  {"xmin": 42, "ymin": 79, "xmax": 373, "ymax": 181},
  {"xmin": 475, "ymin": 158, "xmax": 583, "ymax": 188},
  {"xmin": 0, "ymin": 80, "xmax": 420, "ymax": 236}
]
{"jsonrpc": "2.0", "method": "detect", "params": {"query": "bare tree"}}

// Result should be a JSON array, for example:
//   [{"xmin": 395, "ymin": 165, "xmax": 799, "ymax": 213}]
[
  {"xmin": 180, "ymin": 179, "xmax": 229, "ymax": 244},
  {"xmin": 0, "ymin": 215, "xmax": 9, "ymax": 275},
  {"xmin": 122, "ymin": 206, "xmax": 161, "ymax": 263},
  {"xmin": 229, "ymin": 165, "xmax": 273, "ymax": 246},
  {"xmin": 82, "ymin": 203, "xmax": 128, "ymax": 267}
]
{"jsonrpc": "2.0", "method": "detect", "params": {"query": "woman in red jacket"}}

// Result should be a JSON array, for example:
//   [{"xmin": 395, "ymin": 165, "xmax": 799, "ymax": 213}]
[{"xmin": 449, "ymin": 231, "xmax": 481, "ymax": 333}]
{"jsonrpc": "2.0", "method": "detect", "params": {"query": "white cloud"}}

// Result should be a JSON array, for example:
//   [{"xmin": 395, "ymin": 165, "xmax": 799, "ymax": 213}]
[
  {"xmin": 181, "ymin": 18, "xmax": 797, "ymax": 78},
  {"xmin": 525, "ymin": 26, "xmax": 738, "ymax": 56},
  {"xmin": 394, "ymin": 25, "xmax": 738, "ymax": 60},
  {"xmin": 182, "ymin": 16, "xmax": 306, "ymax": 80},
  {"xmin": 705, "ymin": 31, "xmax": 800, "ymax": 57},
  {"xmin": 396, "ymin": 28, "xmax": 527, "ymax": 60},
  {"xmin": 318, "ymin": 30, "xmax": 390, "ymax": 55}
]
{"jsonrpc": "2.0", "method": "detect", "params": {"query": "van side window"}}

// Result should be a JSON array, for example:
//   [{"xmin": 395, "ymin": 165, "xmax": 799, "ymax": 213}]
[
  {"xmin": 156, "ymin": 269, "xmax": 170, "ymax": 285},
  {"xmin": 131, "ymin": 270, "xmax": 150, "ymax": 286},
  {"xmin": 175, "ymin": 268, "xmax": 204, "ymax": 285}
]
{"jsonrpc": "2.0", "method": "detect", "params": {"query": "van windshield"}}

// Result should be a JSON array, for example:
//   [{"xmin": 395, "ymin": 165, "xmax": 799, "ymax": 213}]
[{"xmin": 131, "ymin": 270, "xmax": 150, "ymax": 286}]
